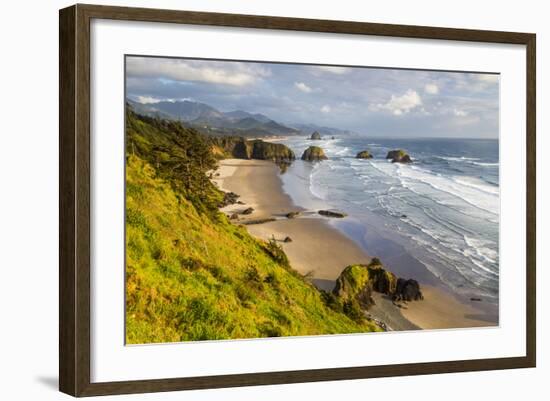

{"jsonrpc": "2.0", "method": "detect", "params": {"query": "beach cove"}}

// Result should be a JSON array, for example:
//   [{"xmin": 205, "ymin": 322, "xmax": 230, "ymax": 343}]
[{"xmin": 214, "ymin": 159, "xmax": 496, "ymax": 331}]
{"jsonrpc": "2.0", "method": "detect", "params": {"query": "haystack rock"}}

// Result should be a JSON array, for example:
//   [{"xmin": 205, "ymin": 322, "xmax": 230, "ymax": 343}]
[
  {"xmin": 310, "ymin": 131, "xmax": 322, "ymax": 140},
  {"xmin": 386, "ymin": 149, "xmax": 412, "ymax": 163},
  {"xmin": 356, "ymin": 150, "xmax": 373, "ymax": 159},
  {"xmin": 301, "ymin": 146, "xmax": 328, "ymax": 161}
]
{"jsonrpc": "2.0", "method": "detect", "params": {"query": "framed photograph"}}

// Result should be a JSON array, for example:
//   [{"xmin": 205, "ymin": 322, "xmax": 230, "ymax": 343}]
[{"xmin": 59, "ymin": 4, "xmax": 536, "ymax": 397}]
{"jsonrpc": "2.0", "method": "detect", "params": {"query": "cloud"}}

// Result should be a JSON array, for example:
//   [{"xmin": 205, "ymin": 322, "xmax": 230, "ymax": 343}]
[
  {"xmin": 135, "ymin": 95, "xmax": 161, "ymax": 104},
  {"xmin": 453, "ymin": 114, "xmax": 481, "ymax": 126},
  {"xmin": 132, "ymin": 95, "xmax": 193, "ymax": 104},
  {"xmin": 453, "ymin": 109, "xmax": 468, "ymax": 117},
  {"xmin": 126, "ymin": 57, "xmax": 270, "ymax": 86},
  {"xmin": 321, "ymin": 105, "xmax": 331, "ymax": 113},
  {"xmin": 311, "ymin": 66, "xmax": 351, "ymax": 75},
  {"xmin": 424, "ymin": 83, "xmax": 439, "ymax": 94},
  {"xmin": 477, "ymin": 74, "xmax": 499, "ymax": 84},
  {"xmin": 294, "ymin": 82, "xmax": 313, "ymax": 93},
  {"xmin": 454, "ymin": 73, "xmax": 500, "ymax": 92},
  {"xmin": 370, "ymin": 89, "xmax": 423, "ymax": 116}
]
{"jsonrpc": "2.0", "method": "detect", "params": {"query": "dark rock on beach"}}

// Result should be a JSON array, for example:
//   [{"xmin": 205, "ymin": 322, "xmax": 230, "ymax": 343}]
[
  {"xmin": 241, "ymin": 207, "xmax": 254, "ymax": 215},
  {"xmin": 393, "ymin": 278, "xmax": 424, "ymax": 302},
  {"xmin": 241, "ymin": 218, "xmax": 277, "ymax": 225},
  {"xmin": 301, "ymin": 146, "xmax": 328, "ymax": 161},
  {"xmin": 283, "ymin": 236, "xmax": 293, "ymax": 243},
  {"xmin": 220, "ymin": 191, "xmax": 240, "ymax": 207},
  {"xmin": 285, "ymin": 211, "xmax": 300, "ymax": 219},
  {"xmin": 318, "ymin": 210, "xmax": 347, "ymax": 218},
  {"xmin": 386, "ymin": 149, "xmax": 412, "ymax": 163},
  {"xmin": 356, "ymin": 150, "xmax": 373, "ymax": 159}
]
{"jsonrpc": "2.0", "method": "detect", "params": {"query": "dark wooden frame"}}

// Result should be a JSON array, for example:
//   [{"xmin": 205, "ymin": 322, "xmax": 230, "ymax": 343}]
[{"xmin": 59, "ymin": 3, "xmax": 536, "ymax": 397}]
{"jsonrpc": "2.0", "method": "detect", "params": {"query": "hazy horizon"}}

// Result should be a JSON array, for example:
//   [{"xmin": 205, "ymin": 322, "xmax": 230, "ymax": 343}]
[{"xmin": 126, "ymin": 56, "xmax": 500, "ymax": 139}]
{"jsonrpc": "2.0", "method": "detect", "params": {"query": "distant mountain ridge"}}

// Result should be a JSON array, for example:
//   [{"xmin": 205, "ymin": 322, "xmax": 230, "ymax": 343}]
[
  {"xmin": 289, "ymin": 122, "xmax": 356, "ymax": 137},
  {"xmin": 127, "ymin": 98, "xmax": 354, "ymax": 138},
  {"xmin": 127, "ymin": 99, "xmax": 298, "ymax": 137}
]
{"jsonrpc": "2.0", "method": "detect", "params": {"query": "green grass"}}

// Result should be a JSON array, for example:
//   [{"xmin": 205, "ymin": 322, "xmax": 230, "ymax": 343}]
[
  {"xmin": 125, "ymin": 156, "xmax": 379, "ymax": 343},
  {"xmin": 124, "ymin": 110, "xmax": 379, "ymax": 343}
]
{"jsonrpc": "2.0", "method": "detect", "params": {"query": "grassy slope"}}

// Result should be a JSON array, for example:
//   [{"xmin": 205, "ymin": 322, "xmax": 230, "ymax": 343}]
[{"xmin": 125, "ymin": 111, "xmax": 379, "ymax": 343}]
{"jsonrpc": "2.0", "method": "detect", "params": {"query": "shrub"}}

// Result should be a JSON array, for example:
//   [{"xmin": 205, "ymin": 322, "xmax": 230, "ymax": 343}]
[{"xmin": 263, "ymin": 237, "xmax": 290, "ymax": 267}]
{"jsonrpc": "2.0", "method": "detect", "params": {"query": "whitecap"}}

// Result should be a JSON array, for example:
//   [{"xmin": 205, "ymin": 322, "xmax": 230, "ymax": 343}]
[
  {"xmin": 471, "ymin": 161, "xmax": 499, "ymax": 167},
  {"xmin": 438, "ymin": 156, "xmax": 480, "ymax": 162},
  {"xmin": 395, "ymin": 164, "xmax": 499, "ymax": 216}
]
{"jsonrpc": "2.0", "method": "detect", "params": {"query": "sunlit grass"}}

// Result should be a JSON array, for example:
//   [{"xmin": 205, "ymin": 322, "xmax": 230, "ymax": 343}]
[{"xmin": 125, "ymin": 111, "xmax": 380, "ymax": 344}]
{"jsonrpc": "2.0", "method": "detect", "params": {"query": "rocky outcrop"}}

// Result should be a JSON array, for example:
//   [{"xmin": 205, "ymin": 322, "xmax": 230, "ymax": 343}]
[
  {"xmin": 393, "ymin": 278, "xmax": 423, "ymax": 301},
  {"xmin": 318, "ymin": 210, "xmax": 347, "ymax": 218},
  {"xmin": 333, "ymin": 260, "xmax": 397, "ymax": 309},
  {"xmin": 332, "ymin": 259, "xmax": 422, "ymax": 311},
  {"xmin": 310, "ymin": 131, "xmax": 322, "ymax": 140},
  {"xmin": 356, "ymin": 150, "xmax": 373, "ymax": 159},
  {"xmin": 286, "ymin": 211, "xmax": 300, "ymax": 219},
  {"xmin": 386, "ymin": 149, "xmax": 412, "ymax": 163},
  {"xmin": 233, "ymin": 139, "xmax": 253, "ymax": 159},
  {"xmin": 337, "ymin": 274, "xmax": 376, "ymax": 309},
  {"xmin": 211, "ymin": 136, "xmax": 251, "ymax": 159},
  {"xmin": 210, "ymin": 136, "xmax": 295, "ymax": 163},
  {"xmin": 301, "ymin": 146, "xmax": 328, "ymax": 161},
  {"xmin": 250, "ymin": 140, "xmax": 295, "ymax": 163},
  {"xmin": 241, "ymin": 207, "xmax": 254, "ymax": 215}
]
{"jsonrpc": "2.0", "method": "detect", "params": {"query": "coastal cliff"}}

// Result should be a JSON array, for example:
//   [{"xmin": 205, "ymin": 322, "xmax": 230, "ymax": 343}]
[{"xmin": 125, "ymin": 110, "xmax": 380, "ymax": 343}]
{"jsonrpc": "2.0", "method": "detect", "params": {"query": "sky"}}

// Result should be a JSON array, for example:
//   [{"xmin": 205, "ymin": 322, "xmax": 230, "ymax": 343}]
[{"xmin": 126, "ymin": 56, "xmax": 500, "ymax": 138}]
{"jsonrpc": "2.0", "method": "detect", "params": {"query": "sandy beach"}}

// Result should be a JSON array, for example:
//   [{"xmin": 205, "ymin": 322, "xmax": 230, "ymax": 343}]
[{"xmin": 214, "ymin": 159, "xmax": 496, "ymax": 331}]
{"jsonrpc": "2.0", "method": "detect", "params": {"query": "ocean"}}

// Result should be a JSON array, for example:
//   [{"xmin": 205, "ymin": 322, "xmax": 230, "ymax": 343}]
[{"xmin": 275, "ymin": 136, "xmax": 499, "ymax": 306}]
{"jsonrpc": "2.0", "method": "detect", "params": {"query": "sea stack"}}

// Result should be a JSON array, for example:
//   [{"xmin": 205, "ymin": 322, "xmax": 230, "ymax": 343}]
[
  {"xmin": 386, "ymin": 149, "xmax": 412, "ymax": 163},
  {"xmin": 301, "ymin": 146, "xmax": 328, "ymax": 161},
  {"xmin": 356, "ymin": 150, "xmax": 373, "ymax": 159},
  {"xmin": 310, "ymin": 131, "xmax": 322, "ymax": 140}
]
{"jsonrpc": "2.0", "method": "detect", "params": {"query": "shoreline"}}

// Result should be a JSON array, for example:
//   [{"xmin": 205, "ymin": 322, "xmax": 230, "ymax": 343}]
[{"xmin": 214, "ymin": 159, "xmax": 497, "ymax": 331}]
